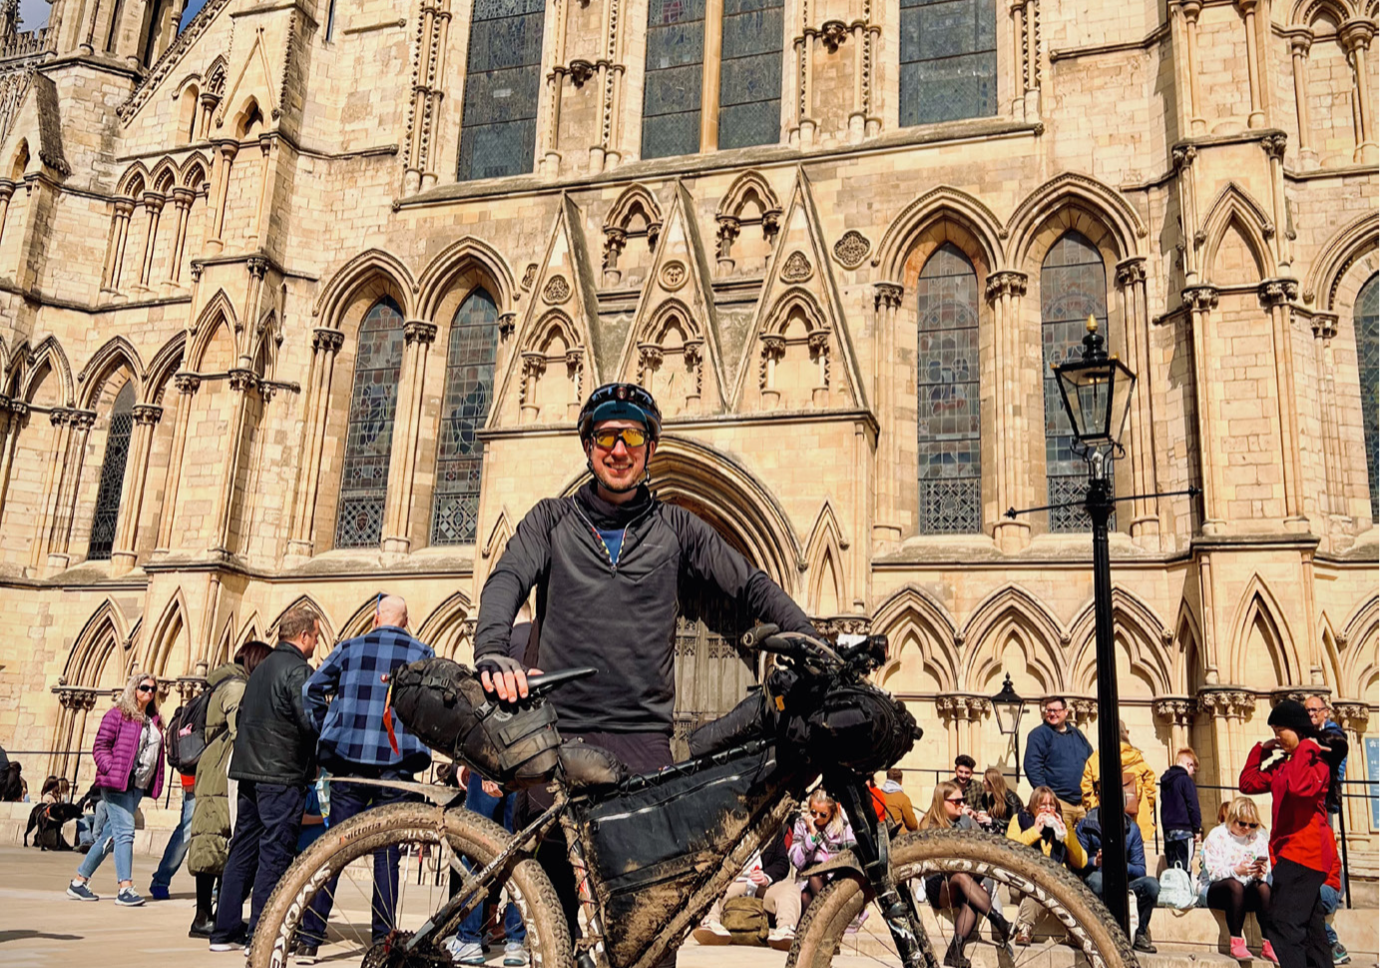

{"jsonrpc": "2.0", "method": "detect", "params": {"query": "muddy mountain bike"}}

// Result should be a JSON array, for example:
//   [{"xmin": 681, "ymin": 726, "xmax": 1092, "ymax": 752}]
[{"xmin": 249, "ymin": 627, "xmax": 1138, "ymax": 968}]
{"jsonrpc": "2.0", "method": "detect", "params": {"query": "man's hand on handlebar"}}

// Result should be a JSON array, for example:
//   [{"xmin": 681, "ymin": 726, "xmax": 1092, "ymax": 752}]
[{"xmin": 477, "ymin": 654, "xmax": 544, "ymax": 703}]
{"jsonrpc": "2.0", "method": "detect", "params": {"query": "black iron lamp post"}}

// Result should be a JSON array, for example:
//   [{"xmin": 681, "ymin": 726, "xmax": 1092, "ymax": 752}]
[{"xmin": 991, "ymin": 672, "xmax": 1026, "ymax": 783}]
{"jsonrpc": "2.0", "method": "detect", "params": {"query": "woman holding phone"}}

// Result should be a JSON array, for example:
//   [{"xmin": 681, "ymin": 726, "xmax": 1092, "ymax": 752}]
[{"xmin": 1199, "ymin": 797, "xmax": 1273, "ymax": 961}]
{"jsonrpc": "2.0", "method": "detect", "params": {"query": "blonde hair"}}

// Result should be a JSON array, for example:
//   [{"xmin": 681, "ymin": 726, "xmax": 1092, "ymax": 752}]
[
  {"xmin": 1175, "ymin": 747, "xmax": 1199, "ymax": 769},
  {"xmin": 1225, "ymin": 796, "xmax": 1262, "ymax": 829},
  {"xmin": 807, "ymin": 788, "xmax": 846, "ymax": 841},
  {"xmin": 982, "ymin": 767, "xmax": 1014, "ymax": 819},
  {"xmin": 921, "ymin": 780, "xmax": 962, "ymax": 830},
  {"xmin": 116, "ymin": 670, "xmax": 158, "ymax": 722}
]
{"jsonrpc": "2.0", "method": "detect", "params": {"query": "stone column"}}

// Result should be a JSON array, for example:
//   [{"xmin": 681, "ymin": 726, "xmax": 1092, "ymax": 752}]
[
  {"xmin": 208, "ymin": 369, "xmax": 260, "ymax": 555},
  {"xmin": 1118, "ymin": 258, "xmax": 1160, "ymax": 546},
  {"xmin": 109, "ymin": 403, "xmax": 162, "ymax": 575},
  {"xmin": 286, "ymin": 329, "xmax": 344, "ymax": 560},
  {"xmin": 699, "ymin": 0, "xmax": 725, "ymax": 152},
  {"xmin": 198, "ymin": 92, "xmax": 218, "ymax": 140},
  {"xmin": 935, "ymin": 696, "xmax": 968, "ymax": 764},
  {"xmin": 519, "ymin": 353, "xmax": 546, "ymax": 423},
  {"xmin": 1261, "ymin": 134, "xmax": 1290, "ymax": 272},
  {"xmin": 1173, "ymin": 145, "xmax": 1200, "ymax": 283},
  {"xmin": 1153, "ymin": 696, "xmax": 1196, "ymax": 755},
  {"xmin": 985, "ymin": 271, "xmax": 1031, "ymax": 551},
  {"xmin": 1288, "ymin": 30, "xmax": 1318, "ymax": 168},
  {"xmin": 1170, "ymin": 0, "xmax": 1206, "ymax": 134},
  {"xmin": 155, "ymin": 373, "xmax": 199, "ymax": 550},
  {"xmin": 1334, "ymin": 699, "xmax": 1371, "ymax": 841},
  {"xmin": 1183, "ymin": 285, "xmax": 1222, "ymax": 528},
  {"xmin": 758, "ymin": 334, "xmax": 785, "ymax": 409},
  {"xmin": 872, "ymin": 282, "xmax": 903, "ymax": 544},
  {"xmin": 1340, "ymin": 21, "xmax": 1378, "ymax": 164},
  {"xmin": 44, "ymin": 408, "xmax": 95, "ymax": 573},
  {"xmin": 165, "ymin": 187, "xmax": 194, "ymax": 287},
  {"xmin": 251, "ymin": 134, "xmax": 276, "ymax": 251},
  {"xmin": 1198, "ymin": 688, "xmax": 1256, "ymax": 789},
  {"xmin": 101, "ymin": 198, "xmax": 135, "ymax": 292},
  {"xmin": 0, "ymin": 179, "xmax": 14, "ymax": 248},
  {"xmin": 207, "ymin": 140, "xmax": 238, "ymax": 253},
  {"xmin": 1009, "ymin": 0, "xmax": 1026, "ymax": 118},
  {"xmin": 539, "ymin": 0, "xmax": 568, "ymax": 177},
  {"xmin": 1236, "ymin": 0, "xmax": 1267, "ymax": 128},
  {"xmin": 1258, "ymin": 278, "xmax": 1307, "ymax": 528},
  {"xmin": 1311, "ymin": 313, "xmax": 1345, "ymax": 519},
  {"xmin": 382, "ymin": 320, "xmax": 438, "ymax": 554},
  {"xmin": 0, "ymin": 397, "xmax": 26, "ymax": 521},
  {"xmin": 808, "ymin": 330, "xmax": 830, "ymax": 405},
  {"xmin": 134, "ymin": 192, "xmax": 165, "ymax": 290}
]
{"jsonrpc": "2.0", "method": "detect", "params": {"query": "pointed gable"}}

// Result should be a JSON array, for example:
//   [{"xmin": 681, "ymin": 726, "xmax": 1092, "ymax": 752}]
[
  {"xmin": 490, "ymin": 195, "xmax": 602, "ymax": 427},
  {"xmin": 613, "ymin": 181, "xmax": 727, "ymax": 416},
  {"xmin": 731, "ymin": 169, "xmax": 867, "ymax": 414}
]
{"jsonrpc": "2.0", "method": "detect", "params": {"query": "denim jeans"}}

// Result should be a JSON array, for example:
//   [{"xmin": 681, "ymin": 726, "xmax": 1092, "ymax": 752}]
[
  {"xmin": 76, "ymin": 787, "xmax": 142, "ymax": 884},
  {"xmin": 458, "ymin": 772, "xmax": 526, "ymax": 945},
  {"xmin": 211, "ymin": 781, "xmax": 307, "ymax": 944},
  {"xmin": 151, "ymin": 791, "xmax": 195, "ymax": 891},
  {"xmin": 1320, "ymin": 883, "xmax": 1341, "ymax": 947},
  {"xmin": 1085, "ymin": 871, "xmax": 1160, "ymax": 935}
]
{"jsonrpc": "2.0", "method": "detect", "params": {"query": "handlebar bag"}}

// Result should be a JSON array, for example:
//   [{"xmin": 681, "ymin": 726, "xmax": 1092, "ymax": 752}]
[
  {"xmin": 576, "ymin": 746, "xmax": 790, "ymax": 967},
  {"xmin": 389, "ymin": 657, "xmax": 561, "ymax": 788},
  {"xmin": 806, "ymin": 681, "xmax": 921, "ymax": 775}
]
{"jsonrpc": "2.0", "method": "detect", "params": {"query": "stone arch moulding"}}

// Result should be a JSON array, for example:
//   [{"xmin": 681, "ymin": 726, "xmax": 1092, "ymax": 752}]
[
  {"xmin": 870, "ymin": 584, "xmax": 961, "ymax": 692},
  {"xmin": 117, "ymin": 163, "xmax": 150, "ymax": 198},
  {"xmin": 23, "ymin": 335, "xmax": 74, "ymax": 405},
  {"xmin": 1304, "ymin": 211, "xmax": 1378, "ymax": 309},
  {"xmin": 149, "ymin": 158, "xmax": 178, "ymax": 195},
  {"xmin": 803, "ymin": 500, "xmax": 848, "ymax": 616},
  {"xmin": 558, "ymin": 433, "xmax": 804, "ymax": 591},
  {"xmin": 142, "ymin": 588, "xmax": 191, "ymax": 677},
  {"xmin": 415, "ymin": 236, "xmax": 517, "ymax": 319},
  {"xmin": 1289, "ymin": 0, "xmax": 1353, "ymax": 26},
  {"xmin": 142, "ymin": 331, "xmax": 186, "ymax": 405},
  {"xmin": 717, "ymin": 171, "xmax": 782, "ymax": 224},
  {"xmin": 235, "ymin": 612, "xmax": 262, "ymax": 650},
  {"xmin": 312, "ymin": 249, "xmax": 418, "ymax": 327},
  {"xmin": 1337, "ymin": 593, "xmax": 1380, "ymax": 698},
  {"xmin": 1005, "ymin": 172, "xmax": 1146, "ymax": 267},
  {"xmin": 1066, "ymin": 587, "xmax": 1175, "ymax": 696},
  {"xmin": 268, "ymin": 594, "xmax": 335, "ymax": 644},
  {"xmin": 418, "ymin": 591, "xmax": 475, "ymax": 660},
  {"xmin": 604, "ymin": 183, "xmax": 664, "ymax": 249},
  {"xmin": 339, "ymin": 594, "xmax": 391, "ymax": 644},
  {"xmin": 872, "ymin": 186, "xmax": 1005, "ymax": 283},
  {"xmin": 187, "ymin": 289, "xmax": 240, "ymax": 369},
  {"xmin": 1199, "ymin": 182, "xmax": 1276, "ymax": 284},
  {"xmin": 77, "ymin": 336, "xmax": 145, "ymax": 410},
  {"xmin": 178, "ymin": 151, "xmax": 210, "ymax": 189},
  {"xmin": 1228, "ymin": 574, "xmax": 1303, "ymax": 687},
  {"xmin": 64, "ymin": 598, "xmax": 131, "ymax": 686},
  {"xmin": 480, "ymin": 509, "xmax": 513, "ymax": 560},
  {"xmin": 960, "ymin": 584, "xmax": 1068, "ymax": 694}
]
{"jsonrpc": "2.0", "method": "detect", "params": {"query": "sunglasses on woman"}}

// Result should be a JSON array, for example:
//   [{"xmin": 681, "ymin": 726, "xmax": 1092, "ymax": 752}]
[
  {"xmin": 945, "ymin": 796, "xmax": 965, "ymax": 804},
  {"xmin": 810, "ymin": 809, "xmax": 833, "ymax": 819},
  {"xmin": 136, "ymin": 685, "xmax": 155, "ymax": 694},
  {"xmin": 1233, "ymin": 819, "xmax": 1259, "ymax": 829},
  {"xmin": 591, "ymin": 427, "xmax": 649, "ymax": 450}
]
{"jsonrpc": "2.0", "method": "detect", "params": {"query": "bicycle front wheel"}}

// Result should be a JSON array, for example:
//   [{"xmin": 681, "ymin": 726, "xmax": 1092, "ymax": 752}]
[
  {"xmin": 250, "ymin": 802, "xmax": 571, "ymax": 968},
  {"xmin": 789, "ymin": 827, "xmax": 1139, "ymax": 968}
]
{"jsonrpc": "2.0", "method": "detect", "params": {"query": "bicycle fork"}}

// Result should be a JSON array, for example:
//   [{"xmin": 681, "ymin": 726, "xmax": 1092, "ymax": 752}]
[{"xmin": 833, "ymin": 779, "xmax": 938, "ymax": 968}]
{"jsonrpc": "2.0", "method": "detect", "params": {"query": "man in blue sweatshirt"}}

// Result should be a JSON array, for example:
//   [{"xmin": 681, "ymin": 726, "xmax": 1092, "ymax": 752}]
[
  {"xmin": 1023, "ymin": 696, "xmax": 1092, "ymax": 829},
  {"xmin": 1076, "ymin": 801, "xmax": 1160, "ymax": 953}
]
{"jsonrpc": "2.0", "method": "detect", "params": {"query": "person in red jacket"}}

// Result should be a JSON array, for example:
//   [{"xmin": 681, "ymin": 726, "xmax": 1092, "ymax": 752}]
[{"xmin": 1239, "ymin": 699, "xmax": 1337, "ymax": 968}]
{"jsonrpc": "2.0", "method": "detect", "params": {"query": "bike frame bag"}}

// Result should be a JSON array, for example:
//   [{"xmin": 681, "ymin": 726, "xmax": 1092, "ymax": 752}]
[{"xmin": 575, "ymin": 746, "xmax": 793, "ymax": 967}]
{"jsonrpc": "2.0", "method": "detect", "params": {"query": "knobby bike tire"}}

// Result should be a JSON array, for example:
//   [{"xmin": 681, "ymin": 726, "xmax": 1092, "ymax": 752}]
[
  {"xmin": 249, "ymin": 801, "xmax": 572, "ymax": 968},
  {"xmin": 788, "ymin": 827, "xmax": 1140, "ymax": 968}
]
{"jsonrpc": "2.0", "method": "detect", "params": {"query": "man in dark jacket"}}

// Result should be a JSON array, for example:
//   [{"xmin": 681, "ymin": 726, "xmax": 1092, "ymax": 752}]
[
  {"xmin": 295, "ymin": 594, "xmax": 434, "ymax": 962},
  {"xmin": 1159, "ymin": 747, "xmax": 1202, "ymax": 873},
  {"xmin": 210, "ymin": 605, "xmax": 321, "ymax": 951},
  {"xmin": 1023, "ymin": 697, "xmax": 1092, "ymax": 830},
  {"xmin": 1076, "ymin": 803, "xmax": 1160, "ymax": 953}
]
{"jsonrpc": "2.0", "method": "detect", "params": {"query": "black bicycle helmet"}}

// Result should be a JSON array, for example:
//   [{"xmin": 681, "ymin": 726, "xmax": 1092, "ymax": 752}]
[{"xmin": 577, "ymin": 383, "xmax": 663, "ymax": 442}]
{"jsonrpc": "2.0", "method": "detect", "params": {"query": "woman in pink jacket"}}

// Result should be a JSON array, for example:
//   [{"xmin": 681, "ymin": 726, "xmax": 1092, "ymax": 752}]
[{"xmin": 65, "ymin": 671, "xmax": 165, "ymax": 907}]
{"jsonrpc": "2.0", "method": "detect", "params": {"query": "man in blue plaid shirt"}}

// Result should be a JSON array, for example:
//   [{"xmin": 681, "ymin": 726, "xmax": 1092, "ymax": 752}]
[{"xmin": 296, "ymin": 594, "xmax": 434, "ymax": 962}]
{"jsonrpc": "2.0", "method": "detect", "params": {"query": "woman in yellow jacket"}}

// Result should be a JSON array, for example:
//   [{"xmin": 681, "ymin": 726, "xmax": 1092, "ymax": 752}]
[
  {"xmin": 1006, "ymin": 785, "xmax": 1087, "ymax": 945},
  {"xmin": 1080, "ymin": 720, "xmax": 1157, "ymax": 841}
]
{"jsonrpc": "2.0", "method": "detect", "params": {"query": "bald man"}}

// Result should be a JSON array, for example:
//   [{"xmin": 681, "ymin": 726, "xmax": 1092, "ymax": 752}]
[{"xmin": 298, "ymin": 594, "xmax": 435, "ymax": 961}]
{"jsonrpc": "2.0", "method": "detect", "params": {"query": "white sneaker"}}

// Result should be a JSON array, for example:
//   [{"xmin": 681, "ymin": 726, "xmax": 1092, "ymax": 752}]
[
  {"xmin": 767, "ymin": 926, "xmax": 796, "ymax": 951},
  {"xmin": 444, "ymin": 938, "xmax": 486, "ymax": 965},
  {"xmin": 692, "ymin": 920, "xmax": 732, "ymax": 945},
  {"xmin": 502, "ymin": 941, "xmax": 530, "ymax": 966}
]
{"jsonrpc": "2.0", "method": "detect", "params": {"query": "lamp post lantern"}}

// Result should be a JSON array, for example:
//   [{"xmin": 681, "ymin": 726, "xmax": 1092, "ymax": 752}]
[
  {"xmin": 991, "ymin": 672, "xmax": 1026, "ymax": 782},
  {"xmin": 1050, "ymin": 315, "xmax": 1136, "ymax": 934}
]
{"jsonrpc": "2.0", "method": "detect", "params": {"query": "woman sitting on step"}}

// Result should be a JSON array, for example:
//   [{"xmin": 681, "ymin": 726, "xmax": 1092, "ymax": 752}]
[
  {"xmin": 920, "ymin": 781, "xmax": 1013, "ymax": 968},
  {"xmin": 1199, "ymin": 796, "xmax": 1273, "ymax": 962}
]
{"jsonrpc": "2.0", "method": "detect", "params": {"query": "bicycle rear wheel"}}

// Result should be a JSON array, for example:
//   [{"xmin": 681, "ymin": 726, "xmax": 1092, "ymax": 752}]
[
  {"xmin": 249, "ymin": 802, "xmax": 571, "ymax": 968},
  {"xmin": 788, "ymin": 827, "xmax": 1139, "ymax": 968}
]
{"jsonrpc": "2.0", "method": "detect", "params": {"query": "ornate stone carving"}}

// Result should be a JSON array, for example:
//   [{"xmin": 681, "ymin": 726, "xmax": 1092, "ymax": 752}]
[
  {"xmin": 659, "ymin": 260, "xmax": 688, "ymax": 291},
  {"xmin": 521, "ymin": 263, "xmax": 539, "ymax": 291},
  {"xmin": 1171, "ymin": 144, "xmax": 1198, "ymax": 170},
  {"xmin": 1116, "ymin": 258, "xmax": 1147, "ymax": 288},
  {"xmin": 1152, "ymin": 696, "xmax": 1196, "ymax": 726},
  {"xmin": 832, "ymin": 230, "xmax": 870, "ymax": 269},
  {"xmin": 1259, "ymin": 133, "xmax": 1288, "ymax": 160},
  {"xmin": 602, "ymin": 228, "xmax": 627, "ymax": 272},
  {"xmin": 313, "ymin": 328, "xmax": 345, "ymax": 354},
  {"xmin": 227, "ymin": 368, "xmax": 259, "ymax": 393},
  {"xmin": 1311, "ymin": 313, "xmax": 1339, "ymax": 340},
  {"xmin": 984, "ymin": 271, "xmax": 1027, "ymax": 301},
  {"xmin": 1197, "ymin": 687, "xmax": 1256, "ymax": 719},
  {"xmin": 1334, "ymin": 701, "xmax": 1370, "ymax": 732},
  {"xmin": 820, "ymin": 20, "xmax": 850, "ymax": 53},
  {"xmin": 1257, "ymin": 278, "xmax": 1300, "ymax": 307},
  {"xmin": 873, "ymin": 282, "xmax": 903, "ymax": 310},
  {"xmin": 404, "ymin": 320, "xmax": 438, "ymax": 345},
  {"xmin": 246, "ymin": 256, "xmax": 269, "ymax": 280},
  {"xmin": 174, "ymin": 373, "xmax": 202, "ymax": 395},
  {"xmin": 1069, "ymin": 698, "xmax": 1098, "ymax": 725},
  {"xmin": 568, "ymin": 59, "xmax": 595, "ymax": 87},
  {"xmin": 781, "ymin": 251, "xmax": 813, "ymax": 283},
  {"xmin": 499, "ymin": 313, "xmax": 517, "ymax": 341},
  {"xmin": 542, "ymin": 274, "xmax": 571, "ymax": 304},
  {"xmin": 637, "ymin": 343, "xmax": 663, "ymax": 373},
  {"xmin": 1270, "ymin": 686, "xmax": 1327, "ymax": 707},
  {"xmin": 1181, "ymin": 286, "xmax": 1220, "ymax": 311},
  {"xmin": 132, "ymin": 404, "xmax": 163, "ymax": 426},
  {"xmin": 758, "ymin": 334, "xmax": 786, "ymax": 391},
  {"xmin": 716, "ymin": 216, "xmax": 740, "ymax": 261}
]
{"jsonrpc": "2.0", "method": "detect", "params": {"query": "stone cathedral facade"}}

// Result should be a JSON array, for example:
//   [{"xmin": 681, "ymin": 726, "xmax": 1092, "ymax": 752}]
[{"xmin": 0, "ymin": 0, "xmax": 1376, "ymax": 860}]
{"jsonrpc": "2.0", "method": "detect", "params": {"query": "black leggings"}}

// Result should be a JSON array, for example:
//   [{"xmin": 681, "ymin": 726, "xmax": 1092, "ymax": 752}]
[
  {"xmin": 926, "ymin": 872, "xmax": 994, "ymax": 942},
  {"xmin": 1206, "ymin": 877, "xmax": 1271, "ymax": 937}
]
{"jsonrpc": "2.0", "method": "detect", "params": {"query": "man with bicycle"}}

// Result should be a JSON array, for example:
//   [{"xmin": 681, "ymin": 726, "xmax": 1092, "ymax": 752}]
[{"xmin": 472, "ymin": 382, "xmax": 818, "ymax": 953}]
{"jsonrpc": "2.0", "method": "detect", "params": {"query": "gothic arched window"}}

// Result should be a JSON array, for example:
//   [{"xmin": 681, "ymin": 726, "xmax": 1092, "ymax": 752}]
[
  {"xmin": 88, "ymin": 382, "xmax": 134, "ymax": 561},
  {"xmin": 432, "ymin": 288, "xmax": 500, "ymax": 545},
  {"xmin": 718, "ymin": 0, "xmax": 784, "ymax": 150},
  {"xmin": 899, "ymin": 0, "xmax": 997, "ymax": 127},
  {"xmin": 1041, "ymin": 230, "xmax": 1108, "ymax": 533},
  {"xmin": 642, "ymin": 0, "xmax": 707, "ymax": 159},
  {"xmin": 917, "ymin": 242, "xmax": 981, "ymax": 533},
  {"xmin": 335, "ymin": 298, "xmax": 405, "ymax": 549},
  {"xmin": 457, "ymin": 0, "xmax": 545, "ymax": 181},
  {"xmin": 1356, "ymin": 272, "xmax": 1379, "ymax": 521}
]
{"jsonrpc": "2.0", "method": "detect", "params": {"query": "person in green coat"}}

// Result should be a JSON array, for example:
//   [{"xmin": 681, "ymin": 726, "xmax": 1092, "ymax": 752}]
[{"xmin": 187, "ymin": 640, "xmax": 272, "ymax": 938}]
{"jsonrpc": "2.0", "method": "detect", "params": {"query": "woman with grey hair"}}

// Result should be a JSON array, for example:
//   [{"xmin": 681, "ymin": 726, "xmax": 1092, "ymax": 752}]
[{"xmin": 65, "ymin": 670, "xmax": 165, "ymax": 907}]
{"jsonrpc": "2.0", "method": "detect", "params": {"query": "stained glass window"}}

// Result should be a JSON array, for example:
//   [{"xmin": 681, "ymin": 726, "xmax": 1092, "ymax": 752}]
[
  {"xmin": 1356, "ymin": 273, "xmax": 1379, "ymax": 522},
  {"xmin": 899, "ymin": 0, "xmax": 997, "ymax": 126},
  {"xmin": 457, "ymin": 0, "xmax": 545, "ymax": 181},
  {"xmin": 642, "ymin": 0, "xmax": 706, "ymax": 159},
  {"xmin": 1042, "ymin": 231, "xmax": 1108, "ymax": 533},
  {"xmin": 917, "ymin": 243, "xmax": 981, "ymax": 533},
  {"xmin": 432, "ymin": 288, "xmax": 499, "ymax": 545},
  {"xmin": 88, "ymin": 382, "xmax": 134, "ymax": 561},
  {"xmin": 335, "ymin": 298, "xmax": 405, "ymax": 549},
  {"xmin": 718, "ymin": 0, "xmax": 783, "ymax": 149}
]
